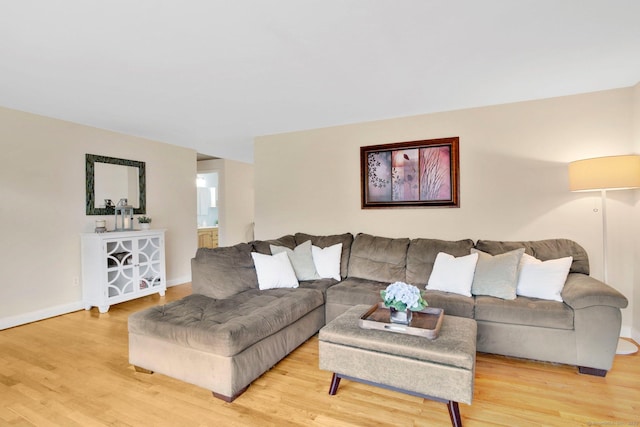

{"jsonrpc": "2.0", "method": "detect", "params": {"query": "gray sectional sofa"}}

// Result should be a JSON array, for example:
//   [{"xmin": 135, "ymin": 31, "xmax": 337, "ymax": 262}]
[{"xmin": 128, "ymin": 232, "xmax": 629, "ymax": 402}]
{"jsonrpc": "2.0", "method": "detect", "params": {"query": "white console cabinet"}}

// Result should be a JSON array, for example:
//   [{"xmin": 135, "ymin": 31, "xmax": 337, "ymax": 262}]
[{"xmin": 81, "ymin": 229, "xmax": 166, "ymax": 313}]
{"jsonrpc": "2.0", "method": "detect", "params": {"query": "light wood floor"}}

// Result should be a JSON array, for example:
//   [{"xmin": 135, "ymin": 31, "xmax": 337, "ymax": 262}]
[{"xmin": 1, "ymin": 284, "xmax": 639, "ymax": 427}]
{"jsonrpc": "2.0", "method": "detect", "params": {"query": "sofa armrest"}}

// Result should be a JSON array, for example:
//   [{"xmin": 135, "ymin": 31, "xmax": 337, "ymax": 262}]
[{"xmin": 562, "ymin": 273, "xmax": 628, "ymax": 310}]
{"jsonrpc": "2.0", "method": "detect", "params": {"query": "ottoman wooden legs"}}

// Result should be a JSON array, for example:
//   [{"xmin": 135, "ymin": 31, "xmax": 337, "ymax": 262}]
[
  {"xmin": 447, "ymin": 400, "xmax": 462, "ymax": 427},
  {"xmin": 328, "ymin": 372, "xmax": 341, "ymax": 395},
  {"xmin": 328, "ymin": 373, "xmax": 463, "ymax": 427}
]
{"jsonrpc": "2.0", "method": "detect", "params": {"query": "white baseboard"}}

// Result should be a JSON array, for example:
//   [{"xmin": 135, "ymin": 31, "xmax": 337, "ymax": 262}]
[
  {"xmin": 0, "ymin": 301, "xmax": 85, "ymax": 331},
  {"xmin": 167, "ymin": 276, "xmax": 191, "ymax": 287},
  {"xmin": 0, "ymin": 276, "xmax": 191, "ymax": 331}
]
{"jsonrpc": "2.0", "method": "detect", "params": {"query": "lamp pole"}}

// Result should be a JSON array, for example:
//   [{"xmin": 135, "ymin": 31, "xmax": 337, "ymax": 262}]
[
  {"xmin": 600, "ymin": 189, "xmax": 637, "ymax": 354},
  {"xmin": 601, "ymin": 189, "xmax": 608, "ymax": 283}
]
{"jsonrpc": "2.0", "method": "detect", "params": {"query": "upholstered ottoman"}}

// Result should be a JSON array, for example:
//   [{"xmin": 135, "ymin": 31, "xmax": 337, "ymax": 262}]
[
  {"xmin": 319, "ymin": 305, "xmax": 477, "ymax": 427},
  {"xmin": 128, "ymin": 288, "xmax": 325, "ymax": 402}
]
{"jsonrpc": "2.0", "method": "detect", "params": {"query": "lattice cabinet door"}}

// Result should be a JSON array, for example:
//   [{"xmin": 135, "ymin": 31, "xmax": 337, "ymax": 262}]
[
  {"xmin": 105, "ymin": 238, "xmax": 136, "ymax": 299},
  {"xmin": 135, "ymin": 234, "xmax": 164, "ymax": 292},
  {"xmin": 81, "ymin": 230, "xmax": 166, "ymax": 313}
]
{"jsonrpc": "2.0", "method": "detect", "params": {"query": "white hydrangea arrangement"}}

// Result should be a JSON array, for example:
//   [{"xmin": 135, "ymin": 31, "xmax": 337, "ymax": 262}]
[{"xmin": 380, "ymin": 281, "xmax": 428, "ymax": 312}]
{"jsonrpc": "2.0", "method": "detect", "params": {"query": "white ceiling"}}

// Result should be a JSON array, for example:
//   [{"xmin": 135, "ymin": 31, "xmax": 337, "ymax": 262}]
[{"xmin": 2, "ymin": 1, "xmax": 640, "ymax": 163}]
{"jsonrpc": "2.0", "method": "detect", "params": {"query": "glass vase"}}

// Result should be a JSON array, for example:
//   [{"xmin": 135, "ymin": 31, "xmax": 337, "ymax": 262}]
[{"xmin": 389, "ymin": 307, "xmax": 412, "ymax": 325}]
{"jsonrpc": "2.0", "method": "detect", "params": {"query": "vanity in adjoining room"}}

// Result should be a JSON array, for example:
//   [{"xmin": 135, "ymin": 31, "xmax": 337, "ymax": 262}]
[{"xmin": 197, "ymin": 226, "xmax": 218, "ymax": 248}]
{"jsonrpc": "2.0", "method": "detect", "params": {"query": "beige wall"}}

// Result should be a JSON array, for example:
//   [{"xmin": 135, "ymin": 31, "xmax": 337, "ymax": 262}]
[
  {"xmin": 198, "ymin": 158, "xmax": 254, "ymax": 246},
  {"xmin": 255, "ymin": 87, "xmax": 638, "ymax": 337},
  {"xmin": 0, "ymin": 107, "xmax": 197, "ymax": 328}
]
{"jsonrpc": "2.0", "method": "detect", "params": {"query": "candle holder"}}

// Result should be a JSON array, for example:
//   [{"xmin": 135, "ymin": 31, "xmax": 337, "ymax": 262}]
[
  {"xmin": 95, "ymin": 219, "xmax": 107, "ymax": 233},
  {"xmin": 114, "ymin": 205, "xmax": 134, "ymax": 231}
]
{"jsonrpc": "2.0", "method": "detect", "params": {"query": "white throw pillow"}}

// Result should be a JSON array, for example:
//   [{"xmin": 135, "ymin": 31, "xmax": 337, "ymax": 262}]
[
  {"xmin": 516, "ymin": 254, "xmax": 573, "ymax": 302},
  {"xmin": 250, "ymin": 251, "xmax": 299, "ymax": 290},
  {"xmin": 311, "ymin": 243, "xmax": 343, "ymax": 281},
  {"xmin": 426, "ymin": 252, "xmax": 479, "ymax": 297}
]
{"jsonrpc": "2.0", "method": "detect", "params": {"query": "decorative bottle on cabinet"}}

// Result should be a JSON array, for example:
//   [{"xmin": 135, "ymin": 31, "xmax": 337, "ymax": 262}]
[{"xmin": 81, "ymin": 230, "xmax": 166, "ymax": 313}]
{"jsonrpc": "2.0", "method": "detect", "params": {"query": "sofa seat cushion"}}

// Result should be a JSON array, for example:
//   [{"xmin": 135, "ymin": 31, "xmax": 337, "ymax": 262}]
[
  {"xmin": 128, "ymin": 289, "xmax": 324, "ymax": 357},
  {"xmin": 475, "ymin": 295, "xmax": 574, "ymax": 330},
  {"xmin": 326, "ymin": 278, "xmax": 476, "ymax": 320},
  {"xmin": 423, "ymin": 290, "xmax": 475, "ymax": 319},
  {"xmin": 347, "ymin": 233, "xmax": 410, "ymax": 283},
  {"xmin": 325, "ymin": 277, "xmax": 389, "ymax": 307},
  {"xmin": 298, "ymin": 278, "xmax": 339, "ymax": 300}
]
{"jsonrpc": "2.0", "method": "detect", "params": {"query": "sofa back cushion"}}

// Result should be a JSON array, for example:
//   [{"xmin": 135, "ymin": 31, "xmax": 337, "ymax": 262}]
[
  {"xmin": 474, "ymin": 239, "xmax": 589, "ymax": 275},
  {"xmin": 406, "ymin": 238, "xmax": 475, "ymax": 286},
  {"xmin": 295, "ymin": 232, "xmax": 354, "ymax": 279},
  {"xmin": 191, "ymin": 243, "xmax": 258, "ymax": 299},
  {"xmin": 347, "ymin": 233, "xmax": 410, "ymax": 283},
  {"xmin": 251, "ymin": 235, "xmax": 296, "ymax": 255}
]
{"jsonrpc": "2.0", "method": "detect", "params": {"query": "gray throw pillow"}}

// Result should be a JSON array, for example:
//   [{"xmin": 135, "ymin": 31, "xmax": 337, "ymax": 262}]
[
  {"xmin": 470, "ymin": 248, "xmax": 525, "ymax": 300},
  {"xmin": 270, "ymin": 240, "xmax": 321, "ymax": 281}
]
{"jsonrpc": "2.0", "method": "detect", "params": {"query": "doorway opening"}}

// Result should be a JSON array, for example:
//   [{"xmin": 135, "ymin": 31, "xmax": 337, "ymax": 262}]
[{"xmin": 197, "ymin": 172, "xmax": 219, "ymax": 248}]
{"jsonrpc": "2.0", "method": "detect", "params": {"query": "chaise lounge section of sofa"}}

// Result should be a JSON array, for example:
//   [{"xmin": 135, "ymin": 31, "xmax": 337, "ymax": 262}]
[
  {"xmin": 128, "ymin": 232, "xmax": 628, "ymax": 402},
  {"xmin": 128, "ymin": 235, "xmax": 350, "ymax": 402}
]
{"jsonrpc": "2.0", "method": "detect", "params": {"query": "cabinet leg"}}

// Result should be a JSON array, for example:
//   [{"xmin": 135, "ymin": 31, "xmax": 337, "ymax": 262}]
[
  {"xmin": 98, "ymin": 305, "xmax": 110, "ymax": 313},
  {"xmin": 159, "ymin": 290, "xmax": 166, "ymax": 297},
  {"xmin": 134, "ymin": 366, "xmax": 154, "ymax": 374}
]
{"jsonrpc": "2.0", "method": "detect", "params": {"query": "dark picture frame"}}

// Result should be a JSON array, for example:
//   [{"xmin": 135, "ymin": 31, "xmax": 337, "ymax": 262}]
[{"xmin": 361, "ymin": 137, "xmax": 459, "ymax": 209}]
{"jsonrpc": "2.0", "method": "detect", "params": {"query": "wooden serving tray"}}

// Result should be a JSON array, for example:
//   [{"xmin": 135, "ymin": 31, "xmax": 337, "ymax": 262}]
[{"xmin": 358, "ymin": 303, "xmax": 444, "ymax": 339}]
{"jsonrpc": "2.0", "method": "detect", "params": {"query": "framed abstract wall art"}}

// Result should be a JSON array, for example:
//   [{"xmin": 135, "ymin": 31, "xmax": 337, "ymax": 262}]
[{"xmin": 360, "ymin": 137, "xmax": 459, "ymax": 209}]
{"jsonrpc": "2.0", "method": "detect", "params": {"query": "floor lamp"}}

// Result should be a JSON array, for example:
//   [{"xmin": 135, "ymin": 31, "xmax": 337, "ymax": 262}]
[{"xmin": 568, "ymin": 155, "xmax": 640, "ymax": 355}]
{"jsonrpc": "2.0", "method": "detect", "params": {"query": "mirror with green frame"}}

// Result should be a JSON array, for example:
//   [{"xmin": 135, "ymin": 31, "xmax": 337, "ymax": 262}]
[{"xmin": 86, "ymin": 154, "xmax": 146, "ymax": 215}]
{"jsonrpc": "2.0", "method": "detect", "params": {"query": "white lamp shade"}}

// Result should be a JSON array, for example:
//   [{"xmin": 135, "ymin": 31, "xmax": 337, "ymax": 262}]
[{"xmin": 568, "ymin": 155, "xmax": 640, "ymax": 192}]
